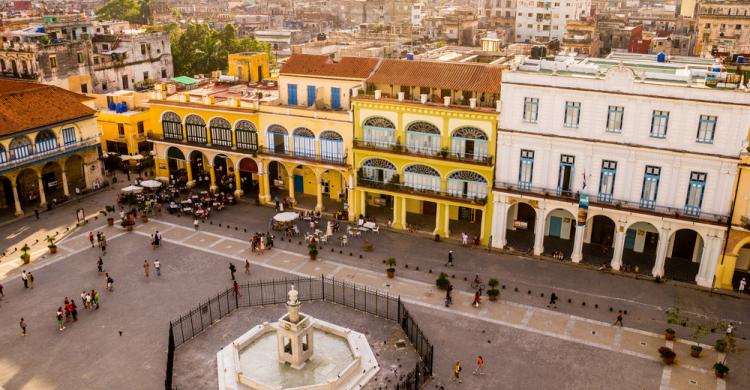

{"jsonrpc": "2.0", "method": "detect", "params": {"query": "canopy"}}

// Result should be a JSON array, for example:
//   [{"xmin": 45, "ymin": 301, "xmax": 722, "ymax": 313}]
[
  {"xmin": 122, "ymin": 185, "xmax": 143, "ymax": 193},
  {"xmin": 130, "ymin": 154, "xmax": 144, "ymax": 160},
  {"xmin": 140, "ymin": 180, "xmax": 162, "ymax": 189},
  {"xmin": 273, "ymin": 212, "xmax": 299, "ymax": 223},
  {"xmin": 171, "ymin": 76, "xmax": 199, "ymax": 85},
  {"xmin": 119, "ymin": 155, "xmax": 132, "ymax": 161}
]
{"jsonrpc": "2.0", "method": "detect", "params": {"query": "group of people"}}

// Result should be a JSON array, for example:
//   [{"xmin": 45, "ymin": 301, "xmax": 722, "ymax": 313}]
[
  {"xmin": 88, "ymin": 231, "xmax": 108, "ymax": 254},
  {"xmin": 55, "ymin": 293, "xmax": 100, "ymax": 332},
  {"xmin": 451, "ymin": 356, "xmax": 485, "ymax": 384},
  {"xmin": 249, "ymin": 232, "xmax": 274, "ymax": 255},
  {"xmin": 460, "ymin": 232, "xmax": 481, "ymax": 247},
  {"xmin": 20, "ymin": 270, "xmax": 35, "ymax": 289}
]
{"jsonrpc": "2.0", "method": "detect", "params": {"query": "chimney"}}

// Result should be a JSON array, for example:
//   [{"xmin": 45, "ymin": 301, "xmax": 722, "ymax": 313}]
[
  {"xmin": 496, "ymin": 100, "xmax": 501, "ymax": 113},
  {"xmin": 209, "ymin": 96, "xmax": 215, "ymax": 104},
  {"xmin": 374, "ymin": 90, "xmax": 382, "ymax": 99},
  {"xmin": 420, "ymin": 94, "xmax": 428, "ymax": 104},
  {"xmin": 469, "ymin": 98, "xmax": 476, "ymax": 109},
  {"xmin": 352, "ymin": 88, "xmax": 359, "ymax": 97},
  {"xmin": 398, "ymin": 92, "xmax": 405, "ymax": 101},
  {"xmin": 444, "ymin": 96, "xmax": 451, "ymax": 106},
  {"xmin": 203, "ymin": 95, "xmax": 210, "ymax": 104}
]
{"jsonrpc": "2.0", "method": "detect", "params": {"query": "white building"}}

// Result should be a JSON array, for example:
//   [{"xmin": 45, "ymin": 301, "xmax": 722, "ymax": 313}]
[
  {"xmin": 515, "ymin": 0, "xmax": 592, "ymax": 43},
  {"xmin": 491, "ymin": 53, "xmax": 750, "ymax": 288}
]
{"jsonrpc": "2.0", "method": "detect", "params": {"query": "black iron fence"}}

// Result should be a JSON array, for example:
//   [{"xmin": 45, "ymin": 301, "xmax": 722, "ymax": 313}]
[{"xmin": 166, "ymin": 276, "xmax": 433, "ymax": 389}]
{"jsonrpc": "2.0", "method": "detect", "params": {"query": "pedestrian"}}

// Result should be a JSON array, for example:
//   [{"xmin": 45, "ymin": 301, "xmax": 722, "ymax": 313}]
[
  {"xmin": 89, "ymin": 232, "xmax": 95, "ymax": 247},
  {"xmin": 96, "ymin": 231, "xmax": 102, "ymax": 245},
  {"xmin": 244, "ymin": 258, "xmax": 250, "ymax": 274},
  {"xmin": 726, "ymin": 323, "xmax": 734, "ymax": 336},
  {"xmin": 71, "ymin": 300, "xmax": 78, "ymax": 322},
  {"xmin": 21, "ymin": 270, "xmax": 28, "ymax": 288},
  {"xmin": 97, "ymin": 256, "xmax": 104, "ymax": 272},
  {"xmin": 34, "ymin": 209, "xmax": 39, "ymax": 220},
  {"xmin": 473, "ymin": 355, "xmax": 484, "ymax": 375},
  {"xmin": 446, "ymin": 250, "xmax": 454, "ymax": 267},
  {"xmin": 0, "ymin": 282, "xmax": 4, "ymax": 299},
  {"xmin": 461, "ymin": 232, "xmax": 469, "ymax": 246},
  {"xmin": 472, "ymin": 290, "xmax": 481, "ymax": 308},
  {"xmin": 453, "ymin": 361, "xmax": 462, "ymax": 384},
  {"xmin": 101, "ymin": 233, "xmax": 107, "ymax": 254},
  {"xmin": 19, "ymin": 318, "xmax": 26, "ymax": 336},
  {"xmin": 143, "ymin": 260, "xmax": 150, "ymax": 277},
  {"xmin": 27, "ymin": 272, "xmax": 34, "ymax": 288},
  {"xmin": 85, "ymin": 292, "xmax": 92, "ymax": 310},
  {"xmin": 229, "ymin": 263, "xmax": 236, "ymax": 280},
  {"xmin": 233, "ymin": 280, "xmax": 241, "ymax": 296},
  {"xmin": 81, "ymin": 291, "xmax": 88, "ymax": 309},
  {"xmin": 613, "ymin": 310, "xmax": 624, "ymax": 327},
  {"xmin": 56, "ymin": 307, "xmax": 65, "ymax": 331},
  {"xmin": 93, "ymin": 290, "xmax": 100, "ymax": 309},
  {"xmin": 154, "ymin": 259, "xmax": 161, "ymax": 276},
  {"xmin": 445, "ymin": 284, "xmax": 453, "ymax": 307},
  {"xmin": 548, "ymin": 292, "xmax": 558, "ymax": 309},
  {"xmin": 739, "ymin": 277, "xmax": 747, "ymax": 294},
  {"xmin": 152, "ymin": 231, "xmax": 161, "ymax": 248},
  {"xmin": 193, "ymin": 218, "xmax": 199, "ymax": 230},
  {"xmin": 106, "ymin": 274, "xmax": 114, "ymax": 291}
]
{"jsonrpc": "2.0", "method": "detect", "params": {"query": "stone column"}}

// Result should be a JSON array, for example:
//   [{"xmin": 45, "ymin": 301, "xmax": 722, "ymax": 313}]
[
  {"xmin": 610, "ymin": 228, "xmax": 626, "ymax": 270},
  {"xmin": 208, "ymin": 164, "xmax": 217, "ymax": 193},
  {"xmin": 359, "ymin": 190, "xmax": 367, "ymax": 219},
  {"xmin": 315, "ymin": 177, "xmax": 323, "ymax": 211},
  {"xmin": 346, "ymin": 176, "xmax": 356, "ymax": 221},
  {"xmin": 570, "ymin": 224, "xmax": 586, "ymax": 263},
  {"xmin": 391, "ymin": 195, "xmax": 404, "ymax": 230},
  {"xmin": 61, "ymin": 169, "xmax": 70, "ymax": 197},
  {"xmin": 259, "ymin": 162, "xmax": 271, "ymax": 203},
  {"xmin": 287, "ymin": 171, "xmax": 295, "ymax": 201},
  {"xmin": 433, "ymin": 203, "xmax": 450, "ymax": 238},
  {"xmin": 695, "ymin": 235, "xmax": 722, "ymax": 288},
  {"xmin": 11, "ymin": 182, "xmax": 23, "ymax": 216},
  {"xmin": 533, "ymin": 208, "xmax": 545, "ymax": 256},
  {"xmin": 490, "ymin": 197, "xmax": 507, "ymax": 249},
  {"xmin": 186, "ymin": 160, "xmax": 193, "ymax": 182},
  {"xmin": 233, "ymin": 168, "xmax": 243, "ymax": 198},
  {"xmin": 37, "ymin": 176, "xmax": 46, "ymax": 208},
  {"xmin": 651, "ymin": 228, "xmax": 670, "ymax": 278}
]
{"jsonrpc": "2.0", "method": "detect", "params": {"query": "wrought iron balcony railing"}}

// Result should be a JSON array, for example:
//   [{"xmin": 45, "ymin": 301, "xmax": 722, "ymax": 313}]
[
  {"xmin": 353, "ymin": 139, "xmax": 493, "ymax": 166},
  {"xmin": 358, "ymin": 178, "xmax": 487, "ymax": 205}
]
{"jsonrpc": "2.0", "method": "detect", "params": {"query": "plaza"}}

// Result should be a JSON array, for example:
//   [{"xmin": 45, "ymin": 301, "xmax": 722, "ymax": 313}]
[{"xmin": 0, "ymin": 181, "xmax": 748, "ymax": 390}]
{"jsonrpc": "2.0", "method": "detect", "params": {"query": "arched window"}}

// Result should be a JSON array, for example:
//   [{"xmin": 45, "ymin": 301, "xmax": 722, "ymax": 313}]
[
  {"xmin": 9, "ymin": 136, "xmax": 32, "ymax": 160},
  {"xmin": 0, "ymin": 144, "xmax": 7, "ymax": 164},
  {"xmin": 61, "ymin": 127, "xmax": 76, "ymax": 145},
  {"xmin": 451, "ymin": 127, "xmax": 488, "ymax": 161},
  {"xmin": 267, "ymin": 125, "xmax": 289, "ymax": 153},
  {"xmin": 235, "ymin": 120, "xmax": 257, "ymax": 151},
  {"xmin": 447, "ymin": 171, "xmax": 487, "ymax": 199},
  {"xmin": 35, "ymin": 130, "xmax": 59, "ymax": 154},
  {"xmin": 406, "ymin": 121, "xmax": 441, "ymax": 155},
  {"xmin": 162, "ymin": 112, "xmax": 183, "ymax": 140},
  {"xmin": 320, "ymin": 131, "xmax": 344, "ymax": 163},
  {"xmin": 404, "ymin": 164, "xmax": 441, "ymax": 192},
  {"xmin": 209, "ymin": 117, "xmax": 232, "ymax": 147},
  {"xmin": 185, "ymin": 115, "xmax": 207, "ymax": 144},
  {"xmin": 361, "ymin": 158, "xmax": 397, "ymax": 183},
  {"xmin": 363, "ymin": 116, "xmax": 396, "ymax": 148},
  {"xmin": 293, "ymin": 127, "xmax": 316, "ymax": 158}
]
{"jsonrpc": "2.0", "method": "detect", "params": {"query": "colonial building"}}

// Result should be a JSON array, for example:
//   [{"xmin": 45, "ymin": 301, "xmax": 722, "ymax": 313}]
[
  {"xmin": 515, "ymin": 0, "xmax": 592, "ymax": 43},
  {"xmin": 491, "ymin": 53, "xmax": 750, "ymax": 288},
  {"xmin": 95, "ymin": 90, "xmax": 152, "ymax": 156},
  {"xmin": 716, "ymin": 145, "xmax": 750, "ymax": 290},
  {"xmin": 696, "ymin": 0, "xmax": 750, "ymax": 57},
  {"xmin": 351, "ymin": 59, "xmax": 501, "ymax": 244},
  {"xmin": 0, "ymin": 80, "xmax": 103, "ymax": 217}
]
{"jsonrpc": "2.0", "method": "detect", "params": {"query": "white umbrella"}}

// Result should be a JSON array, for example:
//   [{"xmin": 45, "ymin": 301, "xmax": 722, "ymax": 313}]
[
  {"xmin": 140, "ymin": 180, "xmax": 162, "ymax": 188},
  {"xmin": 326, "ymin": 221, "xmax": 333, "ymax": 237},
  {"xmin": 122, "ymin": 185, "xmax": 143, "ymax": 193},
  {"xmin": 120, "ymin": 155, "xmax": 132, "ymax": 161},
  {"xmin": 273, "ymin": 212, "xmax": 299, "ymax": 223},
  {"xmin": 131, "ymin": 154, "xmax": 144, "ymax": 160}
]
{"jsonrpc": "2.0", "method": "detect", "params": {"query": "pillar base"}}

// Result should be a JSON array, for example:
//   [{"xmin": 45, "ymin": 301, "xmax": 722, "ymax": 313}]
[
  {"xmin": 315, "ymin": 204, "xmax": 323, "ymax": 212},
  {"xmin": 234, "ymin": 189, "xmax": 244, "ymax": 198},
  {"xmin": 14, "ymin": 210, "xmax": 24, "ymax": 217},
  {"xmin": 571, "ymin": 254, "xmax": 582, "ymax": 263},
  {"xmin": 209, "ymin": 185, "xmax": 218, "ymax": 193},
  {"xmin": 39, "ymin": 202, "xmax": 47, "ymax": 209}
]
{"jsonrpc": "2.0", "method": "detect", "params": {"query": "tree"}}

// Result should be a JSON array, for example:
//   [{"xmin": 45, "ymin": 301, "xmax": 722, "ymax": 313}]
[{"xmin": 96, "ymin": 0, "xmax": 151, "ymax": 25}]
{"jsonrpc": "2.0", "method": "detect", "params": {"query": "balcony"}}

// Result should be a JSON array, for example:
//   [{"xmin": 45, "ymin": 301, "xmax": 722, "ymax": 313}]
[
  {"xmin": 147, "ymin": 132, "xmax": 243, "ymax": 153},
  {"xmin": 353, "ymin": 139, "xmax": 493, "ymax": 166},
  {"xmin": 354, "ymin": 93, "xmax": 499, "ymax": 113},
  {"xmin": 0, "ymin": 137, "xmax": 100, "ymax": 172},
  {"xmin": 741, "ymin": 216, "xmax": 750, "ymax": 230},
  {"xmin": 494, "ymin": 181, "xmax": 729, "ymax": 225},
  {"xmin": 258, "ymin": 147, "xmax": 348, "ymax": 166},
  {"xmin": 358, "ymin": 178, "xmax": 487, "ymax": 206}
]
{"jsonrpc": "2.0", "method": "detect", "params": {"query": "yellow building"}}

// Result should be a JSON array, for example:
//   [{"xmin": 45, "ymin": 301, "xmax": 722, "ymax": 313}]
[
  {"xmin": 715, "ymin": 149, "xmax": 750, "ymax": 290},
  {"xmin": 227, "ymin": 52, "xmax": 271, "ymax": 82},
  {"xmin": 0, "ymin": 80, "xmax": 104, "ymax": 217},
  {"xmin": 95, "ymin": 90, "xmax": 152, "ymax": 156},
  {"xmin": 147, "ymin": 54, "xmax": 379, "ymax": 217},
  {"xmin": 351, "ymin": 60, "xmax": 501, "ymax": 244}
]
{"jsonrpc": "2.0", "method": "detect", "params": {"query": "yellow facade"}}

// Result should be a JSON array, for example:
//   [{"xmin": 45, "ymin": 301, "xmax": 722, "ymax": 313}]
[
  {"xmin": 715, "ymin": 152, "xmax": 750, "ymax": 289},
  {"xmin": 351, "ymin": 98, "xmax": 497, "ymax": 244},
  {"xmin": 93, "ymin": 91, "xmax": 153, "ymax": 156},
  {"xmin": 227, "ymin": 52, "xmax": 271, "ymax": 82}
]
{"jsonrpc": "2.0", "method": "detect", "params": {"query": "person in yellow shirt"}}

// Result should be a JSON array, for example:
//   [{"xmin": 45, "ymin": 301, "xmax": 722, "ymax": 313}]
[{"xmin": 453, "ymin": 360, "xmax": 462, "ymax": 384}]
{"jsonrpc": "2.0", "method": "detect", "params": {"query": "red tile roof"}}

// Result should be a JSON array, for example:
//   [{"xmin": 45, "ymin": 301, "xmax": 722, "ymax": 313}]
[
  {"xmin": 280, "ymin": 54, "xmax": 380, "ymax": 79},
  {"xmin": 367, "ymin": 59, "xmax": 502, "ymax": 94},
  {"xmin": 0, "ymin": 80, "xmax": 95, "ymax": 137}
]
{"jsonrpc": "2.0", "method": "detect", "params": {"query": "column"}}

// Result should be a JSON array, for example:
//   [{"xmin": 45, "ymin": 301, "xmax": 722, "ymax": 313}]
[
  {"xmin": 259, "ymin": 162, "xmax": 271, "ymax": 203},
  {"xmin": 346, "ymin": 177, "xmax": 356, "ymax": 221},
  {"xmin": 359, "ymin": 190, "xmax": 366, "ymax": 219},
  {"xmin": 315, "ymin": 179, "xmax": 323, "ymax": 211},
  {"xmin": 610, "ymin": 228, "xmax": 626, "ymax": 270},
  {"xmin": 208, "ymin": 164, "xmax": 217, "ymax": 192},
  {"xmin": 696, "ymin": 235, "xmax": 722, "ymax": 288},
  {"xmin": 37, "ymin": 176, "xmax": 46, "ymax": 207},
  {"xmin": 186, "ymin": 160, "xmax": 193, "ymax": 182},
  {"xmin": 391, "ymin": 195, "xmax": 404, "ymax": 230},
  {"xmin": 533, "ymin": 208, "xmax": 545, "ymax": 256},
  {"xmin": 11, "ymin": 182, "xmax": 23, "ymax": 216},
  {"xmin": 233, "ymin": 168, "xmax": 243, "ymax": 198},
  {"xmin": 434, "ymin": 203, "xmax": 450, "ymax": 238},
  {"xmin": 287, "ymin": 171, "xmax": 295, "ymax": 201},
  {"xmin": 490, "ymin": 198, "xmax": 508, "ymax": 249},
  {"xmin": 61, "ymin": 169, "xmax": 70, "ymax": 197},
  {"xmin": 570, "ymin": 224, "xmax": 586, "ymax": 263},
  {"xmin": 651, "ymin": 228, "xmax": 670, "ymax": 278}
]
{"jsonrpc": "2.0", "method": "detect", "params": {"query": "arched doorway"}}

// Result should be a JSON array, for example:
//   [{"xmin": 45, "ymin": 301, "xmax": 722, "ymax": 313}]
[
  {"xmin": 506, "ymin": 202, "xmax": 536, "ymax": 252},
  {"xmin": 35, "ymin": 130, "xmax": 59, "ymax": 154},
  {"xmin": 16, "ymin": 169, "xmax": 40, "ymax": 207},
  {"xmin": 622, "ymin": 221, "xmax": 659, "ymax": 275},
  {"xmin": 189, "ymin": 150, "xmax": 208, "ymax": 188},
  {"xmin": 321, "ymin": 169, "xmax": 346, "ymax": 207},
  {"xmin": 65, "ymin": 155, "xmax": 86, "ymax": 194},
  {"xmin": 0, "ymin": 176, "xmax": 14, "ymax": 216},
  {"xmin": 238, "ymin": 158, "xmax": 259, "ymax": 198},
  {"xmin": 166, "ymin": 147, "xmax": 186, "ymax": 179},
  {"xmin": 583, "ymin": 215, "xmax": 616, "ymax": 264},
  {"xmin": 665, "ymin": 229, "xmax": 704, "ymax": 283},
  {"xmin": 267, "ymin": 161, "xmax": 289, "ymax": 202},
  {"xmin": 732, "ymin": 241, "xmax": 750, "ymax": 289},
  {"xmin": 41, "ymin": 161, "xmax": 63, "ymax": 203},
  {"xmin": 291, "ymin": 164, "xmax": 317, "ymax": 209},
  {"xmin": 213, "ymin": 154, "xmax": 233, "ymax": 193},
  {"xmin": 544, "ymin": 208, "xmax": 576, "ymax": 258}
]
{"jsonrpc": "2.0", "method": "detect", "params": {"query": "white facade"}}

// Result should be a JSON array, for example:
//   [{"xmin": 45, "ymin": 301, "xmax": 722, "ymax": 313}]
[
  {"xmin": 515, "ymin": 0, "xmax": 592, "ymax": 43},
  {"xmin": 481, "ymin": 0, "xmax": 517, "ymax": 20},
  {"xmin": 491, "ymin": 56, "xmax": 750, "ymax": 287}
]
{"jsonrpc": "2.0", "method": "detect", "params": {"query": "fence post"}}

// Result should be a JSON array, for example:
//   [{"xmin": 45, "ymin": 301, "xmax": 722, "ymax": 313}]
[{"xmin": 165, "ymin": 324, "xmax": 175, "ymax": 390}]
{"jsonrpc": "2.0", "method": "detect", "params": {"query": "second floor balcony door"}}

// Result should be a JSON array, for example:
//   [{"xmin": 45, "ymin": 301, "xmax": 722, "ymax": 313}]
[
  {"xmin": 406, "ymin": 121, "xmax": 440, "ymax": 155},
  {"xmin": 267, "ymin": 125, "xmax": 288, "ymax": 153},
  {"xmin": 451, "ymin": 127, "xmax": 488, "ymax": 161},
  {"xmin": 558, "ymin": 155, "xmax": 575, "ymax": 196},
  {"xmin": 362, "ymin": 117, "xmax": 395, "ymax": 148}
]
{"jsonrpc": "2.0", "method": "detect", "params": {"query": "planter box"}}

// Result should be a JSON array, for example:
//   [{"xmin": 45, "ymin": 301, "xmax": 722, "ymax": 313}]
[
  {"xmin": 49, "ymin": 246, "xmax": 57, "ymax": 254},
  {"xmin": 387, "ymin": 270, "xmax": 395, "ymax": 278},
  {"xmin": 107, "ymin": 218, "xmax": 114, "ymax": 226}
]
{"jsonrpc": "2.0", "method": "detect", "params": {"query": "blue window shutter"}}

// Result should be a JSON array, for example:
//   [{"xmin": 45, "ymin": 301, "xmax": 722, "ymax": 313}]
[
  {"xmin": 331, "ymin": 87, "xmax": 341, "ymax": 109},
  {"xmin": 288, "ymin": 84, "xmax": 297, "ymax": 105},
  {"xmin": 307, "ymin": 85, "xmax": 316, "ymax": 106}
]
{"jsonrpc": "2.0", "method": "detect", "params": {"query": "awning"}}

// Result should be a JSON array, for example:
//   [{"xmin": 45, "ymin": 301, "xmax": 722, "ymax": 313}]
[{"xmin": 171, "ymin": 76, "xmax": 199, "ymax": 85}]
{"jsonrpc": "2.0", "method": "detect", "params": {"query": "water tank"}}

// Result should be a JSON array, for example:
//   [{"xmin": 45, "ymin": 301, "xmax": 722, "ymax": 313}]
[
  {"xmin": 656, "ymin": 52, "xmax": 666, "ymax": 63},
  {"xmin": 108, "ymin": 101, "xmax": 116, "ymax": 111},
  {"xmin": 406, "ymin": 52, "xmax": 414, "ymax": 60},
  {"xmin": 530, "ymin": 46, "xmax": 547, "ymax": 60},
  {"xmin": 738, "ymin": 56, "xmax": 745, "ymax": 64}
]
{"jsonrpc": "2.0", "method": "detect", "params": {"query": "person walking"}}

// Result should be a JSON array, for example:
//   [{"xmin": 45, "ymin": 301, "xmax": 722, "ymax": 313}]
[
  {"xmin": 233, "ymin": 280, "xmax": 241, "ymax": 296},
  {"xmin": 143, "ymin": 260, "xmax": 150, "ymax": 277},
  {"xmin": 97, "ymin": 256, "xmax": 104, "ymax": 273},
  {"xmin": 70, "ymin": 300, "xmax": 78, "ymax": 322},
  {"xmin": 613, "ymin": 310, "xmax": 624, "ymax": 327},
  {"xmin": 21, "ymin": 270, "xmax": 28, "ymax": 289},
  {"xmin": 472, "ymin": 355, "xmax": 484, "ymax": 375},
  {"xmin": 229, "ymin": 263, "xmax": 237, "ymax": 280},
  {"xmin": 81, "ymin": 291, "xmax": 88, "ymax": 309},
  {"xmin": 739, "ymin": 277, "xmax": 747, "ymax": 294},
  {"xmin": 100, "ymin": 233, "xmax": 107, "ymax": 254},
  {"xmin": 244, "ymin": 258, "xmax": 250, "ymax": 274},
  {"xmin": 726, "ymin": 323, "xmax": 734, "ymax": 336},
  {"xmin": 472, "ymin": 290, "xmax": 481, "ymax": 308},
  {"xmin": 27, "ymin": 272, "xmax": 34, "ymax": 289},
  {"xmin": 0, "ymin": 282, "xmax": 4, "ymax": 299},
  {"xmin": 445, "ymin": 284, "xmax": 453, "ymax": 307},
  {"xmin": 154, "ymin": 260, "xmax": 161, "ymax": 276},
  {"xmin": 446, "ymin": 250, "xmax": 454, "ymax": 267},
  {"xmin": 106, "ymin": 274, "xmax": 114, "ymax": 292},
  {"xmin": 89, "ymin": 232, "xmax": 95, "ymax": 247},
  {"xmin": 93, "ymin": 290, "xmax": 100, "ymax": 309},
  {"xmin": 452, "ymin": 361, "xmax": 462, "ymax": 384},
  {"xmin": 56, "ymin": 307, "xmax": 65, "ymax": 331},
  {"xmin": 19, "ymin": 318, "xmax": 26, "ymax": 336},
  {"xmin": 85, "ymin": 291, "xmax": 92, "ymax": 310},
  {"xmin": 193, "ymin": 218, "xmax": 199, "ymax": 230},
  {"xmin": 548, "ymin": 292, "xmax": 558, "ymax": 309}
]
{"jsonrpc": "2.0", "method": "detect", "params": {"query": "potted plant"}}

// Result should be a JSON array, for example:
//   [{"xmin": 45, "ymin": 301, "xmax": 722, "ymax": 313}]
[
  {"xmin": 436, "ymin": 272, "xmax": 450, "ymax": 290},
  {"xmin": 658, "ymin": 346, "xmax": 676, "ymax": 365},
  {"xmin": 714, "ymin": 362, "xmax": 729, "ymax": 378},
  {"xmin": 691, "ymin": 345, "xmax": 703, "ymax": 358},
  {"xmin": 688, "ymin": 323, "xmax": 710, "ymax": 358},
  {"xmin": 715, "ymin": 338, "xmax": 728, "ymax": 353},
  {"xmin": 362, "ymin": 240, "xmax": 373, "ymax": 252},
  {"xmin": 487, "ymin": 278, "xmax": 500, "ymax": 301},
  {"xmin": 121, "ymin": 217, "xmax": 135, "ymax": 232},
  {"xmin": 308, "ymin": 243, "xmax": 318, "ymax": 260},
  {"xmin": 46, "ymin": 235, "xmax": 57, "ymax": 254},
  {"xmin": 20, "ymin": 244, "xmax": 31, "ymax": 264},
  {"xmin": 141, "ymin": 212, "xmax": 149, "ymax": 223},
  {"xmin": 665, "ymin": 328, "xmax": 676, "ymax": 341},
  {"xmin": 385, "ymin": 257, "xmax": 396, "ymax": 278},
  {"xmin": 440, "ymin": 147, "xmax": 449, "ymax": 158},
  {"xmin": 105, "ymin": 206, "xmax": 115, "ymax": 226}
]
